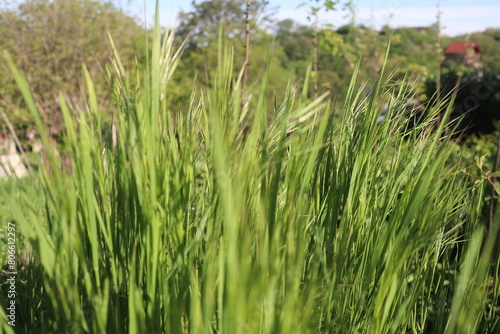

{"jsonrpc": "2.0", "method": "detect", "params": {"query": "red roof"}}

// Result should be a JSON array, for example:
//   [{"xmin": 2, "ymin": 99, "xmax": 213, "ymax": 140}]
[{"xmin": 445, "ymin": 41, "xmax": 481, "ymax": 55}]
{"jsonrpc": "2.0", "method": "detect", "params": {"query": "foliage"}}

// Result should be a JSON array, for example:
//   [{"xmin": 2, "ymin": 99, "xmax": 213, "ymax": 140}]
[
  {"xmin": 464, "ymin": 29, "xmax": 500, "ymax": 73},
  {"xmin": 425, "ymin": 66, "xmax": 500, "ymax": 135},
  {"xmin": 177, "ymin": 0, "xmax": 271, "ymax": 50},
  {"xmin": 0, "ymin": 0, "xmax": 145, "ymax": 135},
  {"xmin": 174, "ymin": 0, "xmax": 289, "ymax": 112}
]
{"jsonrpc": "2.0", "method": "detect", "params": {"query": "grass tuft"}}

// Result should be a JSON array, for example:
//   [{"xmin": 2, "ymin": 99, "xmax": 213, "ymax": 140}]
[{"xmin": 1, "ymin": 7, "xmax": 498, "ymax": 333}]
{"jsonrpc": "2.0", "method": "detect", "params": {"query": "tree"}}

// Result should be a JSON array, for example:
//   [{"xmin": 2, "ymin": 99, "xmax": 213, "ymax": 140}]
[
  {"xmin": 0, "ymin": 0, "xmax": 145, "ymax": 135},
  {"xmin": 177, "ymin": 0, "xmax": 270, "ymax": 50},
  {"xmin": 275, "ymin": 19, "xmax": 312, "ymax": 71},
  {"xmin": 171, "ymin": 0, "xmax": 292, "ymax": 112},
  {"xmin": 467, "ymin": 28, "xmax": 500, "ymax": 73},
  {"xmin": 298, "ymin": 0, "xmax": 353, "ymax": 97}
]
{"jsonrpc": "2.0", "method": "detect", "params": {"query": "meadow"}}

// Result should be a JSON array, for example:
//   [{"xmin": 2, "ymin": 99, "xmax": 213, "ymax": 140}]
[{"xmin": 0, "ymin": 10, "xmax": 499, "ymax": 334}]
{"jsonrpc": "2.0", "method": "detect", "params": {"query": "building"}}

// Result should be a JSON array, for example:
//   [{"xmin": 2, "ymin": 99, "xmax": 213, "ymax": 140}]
[{"xmin": 444, "ymin": 41, "xmax": 482, "ymax": 68}]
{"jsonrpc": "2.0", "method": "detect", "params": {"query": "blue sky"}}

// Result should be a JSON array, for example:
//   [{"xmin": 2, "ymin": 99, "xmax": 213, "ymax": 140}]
[{"xmin": 122, "ymin": 0, "xmax": 500, "ymax": 36}]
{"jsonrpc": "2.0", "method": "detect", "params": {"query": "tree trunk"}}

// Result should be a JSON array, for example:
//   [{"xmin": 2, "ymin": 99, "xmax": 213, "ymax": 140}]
[
  {"xmin": 313, "ymin": 10, "xmax": 319, "ymax": 99},
  {"xmin": 241, "ymin": 0, "xmax": 253, "ymax": 106}
]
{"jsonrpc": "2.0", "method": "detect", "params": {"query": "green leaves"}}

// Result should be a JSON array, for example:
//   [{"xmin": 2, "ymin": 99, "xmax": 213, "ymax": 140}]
[{"xmin": 298, "ymin": 0, "xmax": 342, "ymax": 12}]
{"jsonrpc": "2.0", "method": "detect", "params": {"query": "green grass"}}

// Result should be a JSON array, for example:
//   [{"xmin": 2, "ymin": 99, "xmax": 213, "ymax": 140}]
[
  {"xmin": 0, "ymin": 176, "xmax": 42, "ymax": 253},
  {"xmin": 0, "ymin": 7, "xmax": 499, "ymax": 334}
]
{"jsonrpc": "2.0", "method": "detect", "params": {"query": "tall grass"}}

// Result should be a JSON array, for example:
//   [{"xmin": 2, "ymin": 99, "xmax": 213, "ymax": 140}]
[{"xmin": 1, "ymin": 6, "xmax": 499, "ymax": 333}]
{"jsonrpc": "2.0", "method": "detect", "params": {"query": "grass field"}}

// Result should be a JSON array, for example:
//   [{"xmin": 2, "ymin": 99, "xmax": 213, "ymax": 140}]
[{"xmin": 0, "ymin": 10, "xmax": 499, "ymax": 334}]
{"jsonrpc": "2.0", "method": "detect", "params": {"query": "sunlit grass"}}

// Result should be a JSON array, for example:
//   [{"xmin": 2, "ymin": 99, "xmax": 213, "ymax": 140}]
[{"xmin": 0, "ymin": 5, "xmax": 498, "ymax": 334}]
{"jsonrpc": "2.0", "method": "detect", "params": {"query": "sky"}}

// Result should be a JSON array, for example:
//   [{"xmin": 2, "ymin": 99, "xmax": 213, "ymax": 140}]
[{"xmin": 121, "ymin": 0, "xmax": 500, "ymax": 36}]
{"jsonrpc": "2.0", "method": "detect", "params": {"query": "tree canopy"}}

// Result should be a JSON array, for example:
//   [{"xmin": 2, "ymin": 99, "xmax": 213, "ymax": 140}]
[{"xmin": 0, "ymin": 0, "xmax": 145, "ymax": 133}]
